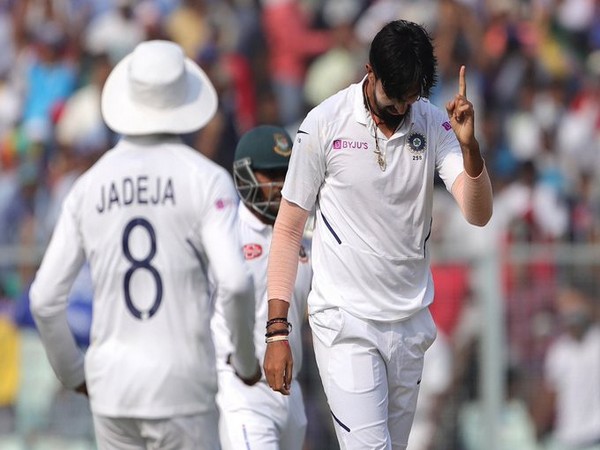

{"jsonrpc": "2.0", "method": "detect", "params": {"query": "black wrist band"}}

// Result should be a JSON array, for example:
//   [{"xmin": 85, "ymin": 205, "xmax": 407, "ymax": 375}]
[
  {"xmin": 265, "ymin": 328, "xmax": 290, "ymax": 338},
  {"xmin": 266, "ymin": 317, "xmax": 292, "ymax": 332}
]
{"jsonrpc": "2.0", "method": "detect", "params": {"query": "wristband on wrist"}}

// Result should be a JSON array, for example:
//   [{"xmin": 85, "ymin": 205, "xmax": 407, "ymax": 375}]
[
  {"xmin": 266, "ymin": 317, "xmax": 292, "ymax": 332},
  {"xmin": 265, "ymin": 328, "xmax": 290, "ymax": 338},
  {"xmin": 265, "ymin": 334, "xmax": 289, "ymax": 344}
]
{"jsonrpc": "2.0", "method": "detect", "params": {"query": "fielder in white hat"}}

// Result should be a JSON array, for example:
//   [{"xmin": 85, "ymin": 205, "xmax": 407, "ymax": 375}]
[
  {"xmin": 101, "ymin": 39, "xmax": 218, "ymax": 135},
  {"xmin": 29, "ymin": 40, "xmax": 260, "ymax": 450}
]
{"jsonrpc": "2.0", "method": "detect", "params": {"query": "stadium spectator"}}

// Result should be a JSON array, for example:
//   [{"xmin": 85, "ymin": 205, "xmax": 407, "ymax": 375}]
[
  {"xmin": 164, "ymin": 0, "xmax": 212, "ymax": 59},
  {"xmin": 261, "ymin": 0, "xmax": 332, "ymax": 127},
  {"xmin": 303, "ymin": 0, "xmax": 364, "ymax": 108},
  {"xmin": 459, "ymin": 366, "xmax": 540, "ymax": 450},
  {"xmin": 84, "ymin": 0, "xmax": 146, "ymax": 65},
  {"xmin": 19, "ymin": 22, "xmax": 77, "ymax": 147},
  {"xmin": 533, "ymin": 284, "xmax": 600, "ymax": 450},
  {"xmin": 0, "ymin": 296, "xmax": 19, "ymax": 435}
]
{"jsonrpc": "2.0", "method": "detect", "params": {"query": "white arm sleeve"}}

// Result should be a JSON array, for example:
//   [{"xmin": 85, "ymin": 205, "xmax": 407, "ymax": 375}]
[{"xmin": 29, "ymin": 195, "xmax": 86, "ymax": 389}]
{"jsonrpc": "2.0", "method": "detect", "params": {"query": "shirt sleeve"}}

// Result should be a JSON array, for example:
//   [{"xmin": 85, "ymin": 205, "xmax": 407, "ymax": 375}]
[
  {"xmin": 200, "ymin": 170, "xmax": 257, "ymax": 378},
  {"xmin": 281, "ymin": 110, "xmax": 327, "ymax": 211},
  {"xmin": 29, "ymin": 190, "xmax": 86, "ymax": 389},
  {"xmin": 433, "ymin": 108, "xmax": 465, "ymax": 193}
]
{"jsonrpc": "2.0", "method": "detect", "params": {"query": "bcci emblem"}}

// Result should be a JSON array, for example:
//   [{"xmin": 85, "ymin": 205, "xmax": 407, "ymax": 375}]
[
  {"xmin": 273, "ymin": 133, "xmax": 292, "ymax": 157},
  {"xmin": 407, "ymin": 132, "xmax": 427, "ymax": 154}
]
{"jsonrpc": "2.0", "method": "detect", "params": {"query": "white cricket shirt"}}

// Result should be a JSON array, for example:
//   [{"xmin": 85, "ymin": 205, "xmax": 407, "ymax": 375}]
[
  {"xmin": 30, "ymin": 135, "xmax": 253, "ymax": 418},
  {"xmin": 212, "ymin": 202, "xmax": 312, "ymax": 380},
  {"xmin": 282, "ymin": 78, "xmax": 464, "ymax": 321}
]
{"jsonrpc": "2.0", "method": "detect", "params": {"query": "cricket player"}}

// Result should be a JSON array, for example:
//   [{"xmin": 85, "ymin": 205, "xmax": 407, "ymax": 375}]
[
  {"xmin": 263, "ymin": 20, "xmax": 493, "ymax": 450},
  {"xmin": 29, "ymin": 40, "xmax": 260, "ymax": 450},
  {"xmin": 212, "ymin": 125, "xmax": 312, "ymax": 450}
]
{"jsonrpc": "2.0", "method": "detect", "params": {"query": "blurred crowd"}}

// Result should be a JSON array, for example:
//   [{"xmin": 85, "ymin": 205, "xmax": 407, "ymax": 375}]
[{"xmin": 0, "ymin": 0, "xmax": 599, "ymax": 449}]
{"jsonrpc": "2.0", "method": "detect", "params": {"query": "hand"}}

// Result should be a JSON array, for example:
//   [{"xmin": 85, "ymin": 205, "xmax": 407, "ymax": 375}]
[
  {"xmin": 445, "ymin": 65, "xmax": 476, "ymax": 149},
  {"xmin": 227, "ymin": 354, "xmax": 262, "ymax": 386},
  {"xmin": 75, "ymin": 382, "xmax": 88, "ymax": 397},
  {"xmin": 263, "ymin": 340, "xmax": 293, "ymax": 395}
]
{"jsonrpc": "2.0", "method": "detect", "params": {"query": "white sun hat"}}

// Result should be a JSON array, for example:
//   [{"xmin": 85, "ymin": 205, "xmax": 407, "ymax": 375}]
[{"xmin": 101, "ymin": 40, "xmax": 218, "ymax": 135}]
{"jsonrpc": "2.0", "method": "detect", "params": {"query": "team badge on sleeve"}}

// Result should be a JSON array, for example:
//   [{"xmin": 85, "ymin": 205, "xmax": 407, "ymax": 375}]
[
  {"xmin": 215, "ymin": 197, "xmax": 235, "ymax": 210},
  {"xmin": 407, "ymin": 132, "xmax": 427, "ymax": 154},
  {"xmin": 243, "ymin": 243, "xmax": 263, "ymax": 260}
]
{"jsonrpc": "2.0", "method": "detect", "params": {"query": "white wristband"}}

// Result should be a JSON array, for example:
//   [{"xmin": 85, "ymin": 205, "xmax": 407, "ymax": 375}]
[{"xmin": 265, "ymin": 335, "xmax": 289, "ymax": 344}]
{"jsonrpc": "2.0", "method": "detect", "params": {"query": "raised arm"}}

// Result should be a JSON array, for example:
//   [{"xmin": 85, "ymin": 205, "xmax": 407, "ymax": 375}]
[{"xmin": 446, "ymin": 65, "xmax": 493, "ymax": 226}]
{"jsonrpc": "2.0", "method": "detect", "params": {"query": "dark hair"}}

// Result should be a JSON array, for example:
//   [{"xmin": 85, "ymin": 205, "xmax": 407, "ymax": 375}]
[{"xmin": 369, "ymin": 20, "xmax": 437, "ymax": 100}]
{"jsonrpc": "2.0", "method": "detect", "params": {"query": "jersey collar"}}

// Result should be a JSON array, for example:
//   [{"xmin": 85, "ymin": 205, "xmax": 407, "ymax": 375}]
[
  {"xmin": 353, "ymin": 75, "xmax": 370, "ymax": 126},
  {"xmin": 352, "ymin": 75, "xmax": 414, "ymax": 137}
]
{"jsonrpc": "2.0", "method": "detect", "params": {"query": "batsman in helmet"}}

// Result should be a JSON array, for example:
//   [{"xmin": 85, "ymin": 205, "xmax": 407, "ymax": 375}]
[{"xmin": 212, "ymin": 125, "xmax": 313, "ymax": 450}]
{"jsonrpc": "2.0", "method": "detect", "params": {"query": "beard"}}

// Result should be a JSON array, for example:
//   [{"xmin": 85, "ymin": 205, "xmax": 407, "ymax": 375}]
[
  {"xmin": 372, "ymin": 93, "xmax": 410, "ymax": 130},
  {"xmin": 374, "ymin": 107, "xmax": 408, "ymax": 130}
]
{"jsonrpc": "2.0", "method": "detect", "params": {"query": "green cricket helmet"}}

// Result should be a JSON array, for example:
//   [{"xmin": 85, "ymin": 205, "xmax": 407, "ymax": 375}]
[{"xmin": 233, "ymin": 125, "xmax": 293, "ymax": 221}]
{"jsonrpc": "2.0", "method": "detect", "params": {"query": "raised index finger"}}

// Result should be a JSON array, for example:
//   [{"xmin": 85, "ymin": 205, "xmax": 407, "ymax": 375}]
[{"xmin": 459, "ymin": 65, "xmax": 467, "ymax": 98}]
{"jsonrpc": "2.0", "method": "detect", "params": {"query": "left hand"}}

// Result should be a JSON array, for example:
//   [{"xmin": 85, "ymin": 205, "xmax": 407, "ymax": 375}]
[
  {"xmin": 227, "ymin": 354, "xmax": 262, "ymax": 386},
  {"xmin": 445, "ymin": 65, "xmax": 476, "ymax": 149}
]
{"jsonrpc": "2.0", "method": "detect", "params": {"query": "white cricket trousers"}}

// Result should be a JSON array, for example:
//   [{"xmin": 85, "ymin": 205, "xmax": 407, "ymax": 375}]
[
  {"xmin": 92, "ymin": 409, "xmax": 220, "ymax": 450},
  {"xmin": 309, "ymin": 306, "xmax": 437, "ymax": 450},
  {"xmin": 217, "ymin": 371, "xmax": 307, "ymax": 450}
]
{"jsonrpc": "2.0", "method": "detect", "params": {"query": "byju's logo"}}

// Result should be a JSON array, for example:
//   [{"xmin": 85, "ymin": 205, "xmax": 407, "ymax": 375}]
[{"xmin": 333, "ymin": 139, "xmax": 370, "ymax": 150}]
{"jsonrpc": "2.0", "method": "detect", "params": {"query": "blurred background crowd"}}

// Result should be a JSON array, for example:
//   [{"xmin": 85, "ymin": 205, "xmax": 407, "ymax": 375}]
[{"xmin": 0, "ymin": 0, "xmax": 599, "ymax": 449}]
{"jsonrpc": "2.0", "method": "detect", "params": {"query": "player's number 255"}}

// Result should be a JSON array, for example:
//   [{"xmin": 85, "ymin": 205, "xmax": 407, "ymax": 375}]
[{"xmin": 122, "ymin": 217, "xmax": 163, "ymax": 320}]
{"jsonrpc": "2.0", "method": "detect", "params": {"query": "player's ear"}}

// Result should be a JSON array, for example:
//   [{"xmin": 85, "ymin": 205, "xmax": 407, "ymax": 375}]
[{"xmin": 366, "ymin": 64, "xmax": 377, "ymax": 85}]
